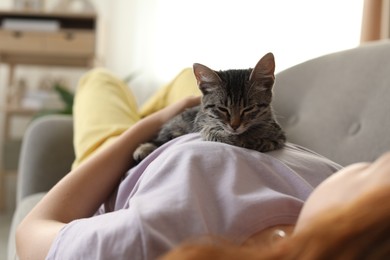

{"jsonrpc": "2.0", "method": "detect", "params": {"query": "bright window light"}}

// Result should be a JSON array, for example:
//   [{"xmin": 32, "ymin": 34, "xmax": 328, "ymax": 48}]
[{"xmin": 147, "ymin": 0, "xmax": 364, "ymax": 81}]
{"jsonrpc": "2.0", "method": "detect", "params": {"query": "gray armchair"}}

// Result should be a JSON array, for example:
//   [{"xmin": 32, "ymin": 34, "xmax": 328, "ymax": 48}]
[
  {"xmin": 8, "ymin": 115, "xmax": 74, "ymax": 260},
  {"xmin": 8, "ymin": 40, "xmax": 390, "ymax": 260}
]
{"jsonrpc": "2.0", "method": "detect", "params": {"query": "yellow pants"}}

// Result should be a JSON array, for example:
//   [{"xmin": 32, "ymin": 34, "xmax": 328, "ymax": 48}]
[{"xmin": 72, "ymin": 67, "xmax": 201, "ymax": 169}]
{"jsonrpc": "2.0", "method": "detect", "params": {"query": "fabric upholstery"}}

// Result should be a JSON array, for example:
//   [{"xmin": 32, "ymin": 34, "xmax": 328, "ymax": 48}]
[
  {"xmin": 273, "ymin": 40, "xmax": 390, "ymax": 166},
  {"xmin": 16, "ymin": 115, "xmax": 74, "ymax": 203}
]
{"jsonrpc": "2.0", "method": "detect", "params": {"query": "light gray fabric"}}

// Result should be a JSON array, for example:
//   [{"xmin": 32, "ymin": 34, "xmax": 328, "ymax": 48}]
[
  {"xmin": 8, "ymin": 40, "xmax": 390, "ymax": 259},
  {"xmin": 16, "ymin": 115, "xmax": 74, "ymax": 203},
  {"xmin": 273, "ymin": 40, "xmax": 390, "ymax": 166}
]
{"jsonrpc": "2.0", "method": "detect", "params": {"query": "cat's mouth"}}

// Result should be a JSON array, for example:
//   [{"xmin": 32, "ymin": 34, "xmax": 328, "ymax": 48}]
[{"xmin": 225, "ymin": 125, "xmax": 246, "ymax": 135}]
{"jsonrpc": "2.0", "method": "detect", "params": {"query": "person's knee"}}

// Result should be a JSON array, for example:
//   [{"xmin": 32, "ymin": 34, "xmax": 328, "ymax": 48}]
[{"xmin": 77, "ymin": 68, "xmax": 123, "ymax": 92}]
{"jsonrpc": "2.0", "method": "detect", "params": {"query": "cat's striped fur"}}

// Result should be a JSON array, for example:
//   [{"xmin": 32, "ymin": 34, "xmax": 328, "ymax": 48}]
[{"xmin": 133, "ymin": 53, "xmax": 286, "ymax": 162}]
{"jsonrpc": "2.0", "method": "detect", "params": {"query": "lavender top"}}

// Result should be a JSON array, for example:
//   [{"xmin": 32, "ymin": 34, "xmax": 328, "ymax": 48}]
[{"xmin": 47, "ymin": 133, "xmax": 341, "ymax": 260}]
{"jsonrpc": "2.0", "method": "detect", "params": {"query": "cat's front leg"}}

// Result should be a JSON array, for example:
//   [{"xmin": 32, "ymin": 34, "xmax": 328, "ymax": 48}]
[
  {"xmin": 256, "ymin": 138, "xmax": 285, "ymax": 153},
  {"xmin": 133, "ymin": 142, "xmax": 158, "ymax": 162},
  {"xmin": 201, "ymin": 128, "xmax": 234, "ymax": 144}
]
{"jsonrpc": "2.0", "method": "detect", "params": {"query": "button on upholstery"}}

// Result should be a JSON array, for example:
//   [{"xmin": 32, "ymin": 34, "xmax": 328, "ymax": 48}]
[{"xmin": 348, "ymin": 122, "xmax": 361, "ymax": 136}]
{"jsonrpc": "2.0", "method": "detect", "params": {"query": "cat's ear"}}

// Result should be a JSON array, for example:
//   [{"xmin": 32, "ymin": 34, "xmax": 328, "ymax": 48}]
[
  {"xmin": 193, "ymin": 63, "xmax": 222, "ymax": 94},
  {"xmin": 249, "ymin": 52, "xmax": 275, "ymax": 89}
]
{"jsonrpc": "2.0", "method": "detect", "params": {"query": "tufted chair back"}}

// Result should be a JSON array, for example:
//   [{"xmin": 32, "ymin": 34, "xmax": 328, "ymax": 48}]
[{"xmin": 273, "ymin": 40, "xmax": 390, "ymax": 166}]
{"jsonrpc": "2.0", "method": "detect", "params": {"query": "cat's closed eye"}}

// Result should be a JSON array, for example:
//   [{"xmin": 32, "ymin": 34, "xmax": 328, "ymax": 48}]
[
  {"xmin": 217, "ymin": 106, "xmax": 229, "ymax": 114},
  {"xmin": 215, "ymin": 106, "xmax": 231, "ymax": 120},
  {"xmin": 240, "ymin": 106, "xmax": 255, "ymax": 116}
]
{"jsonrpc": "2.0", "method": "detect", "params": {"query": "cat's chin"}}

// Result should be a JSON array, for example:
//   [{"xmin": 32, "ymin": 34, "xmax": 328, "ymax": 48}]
[
  {"xmin": 225, "ymin": 128, "xmax": 246, "ymax": 135},
  {"xmin": 228, "ymin": 132, "xmax": 242, "ymax": 136}
]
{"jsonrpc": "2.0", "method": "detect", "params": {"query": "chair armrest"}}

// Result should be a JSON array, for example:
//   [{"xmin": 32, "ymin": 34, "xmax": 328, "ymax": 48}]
[{"xmin": 16, "ymin": 115, "xmax": 74, "ymax": 204}]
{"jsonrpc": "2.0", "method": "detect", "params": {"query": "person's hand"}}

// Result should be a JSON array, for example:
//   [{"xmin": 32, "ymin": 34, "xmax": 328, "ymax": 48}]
[{"xmin": 154, "ymin": 96, "xmax": 201, "ymax": 124}]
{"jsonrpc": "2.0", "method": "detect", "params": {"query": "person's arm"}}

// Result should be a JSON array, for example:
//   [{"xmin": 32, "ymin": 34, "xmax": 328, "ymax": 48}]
[{"xmin": 16, "ymin": 96, "xmax": 201, "ymax": 260}]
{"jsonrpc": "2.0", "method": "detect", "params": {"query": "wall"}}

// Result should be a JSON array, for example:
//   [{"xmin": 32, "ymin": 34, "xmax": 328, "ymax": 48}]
[{"xmin": 101, "ymin": 0, "xmax": 161, "ymax": 104}]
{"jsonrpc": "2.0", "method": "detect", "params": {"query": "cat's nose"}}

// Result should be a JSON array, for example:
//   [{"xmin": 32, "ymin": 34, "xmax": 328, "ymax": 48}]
[
  {"xmin": 230, "ymin": 119, "xmax": 241, "ymax": 130},
  {"xmin": 231, "ymin": 124, "xmax": 240, "ymax": 130}
]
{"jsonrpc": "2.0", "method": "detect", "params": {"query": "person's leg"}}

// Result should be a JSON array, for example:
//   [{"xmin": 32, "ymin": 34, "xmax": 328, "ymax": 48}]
[
  {"xmin": 139, "ymin": 68, "xmax": 201, "ymax": 117},
  {"xmin": 72, "ymin": 68, "xmax": 140, "ymax": 169}
]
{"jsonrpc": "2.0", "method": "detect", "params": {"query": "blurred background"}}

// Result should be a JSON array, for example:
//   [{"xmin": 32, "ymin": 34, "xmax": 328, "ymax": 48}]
[{"xmin": 1, "ymin": 0, "xmax": 389, "ymax": 259}]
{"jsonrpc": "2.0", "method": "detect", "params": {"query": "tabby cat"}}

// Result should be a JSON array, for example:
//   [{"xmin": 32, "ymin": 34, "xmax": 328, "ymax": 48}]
[{"xmin": 133, "ymin": 52, "xmax": 286, "ymax": 162}]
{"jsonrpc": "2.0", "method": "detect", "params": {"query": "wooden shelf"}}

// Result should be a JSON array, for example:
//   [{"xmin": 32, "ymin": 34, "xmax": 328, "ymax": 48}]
[
  {"xmin": 2, "ymin": 105, "xmax": 38, "ymax": 115},
  {"xmin": 0, "ymin": 9, "xmax": 97, "ymax": 211},
  {"xmin": 0, "ymin": 9, "xmax": 96, "ymax": 30},
  {"xmin": 0, "ymin": 11, "xmax": 96, "ymax": 69}
]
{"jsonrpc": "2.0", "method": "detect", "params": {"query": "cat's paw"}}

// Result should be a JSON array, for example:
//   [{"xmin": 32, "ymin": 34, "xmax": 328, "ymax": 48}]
[
  {"xmin": 133, "ymin": 143, "xmax": 158, "ymax": 162},
  {"xmin": 258, "ymin": 138, "xmax": 285, "ymax": 152}
]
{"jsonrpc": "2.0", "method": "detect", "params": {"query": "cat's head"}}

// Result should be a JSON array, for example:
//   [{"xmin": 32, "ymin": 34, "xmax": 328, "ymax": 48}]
[{"xmin": 193, "ymin": 53, "xmax": 276, "ymax": 135}]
